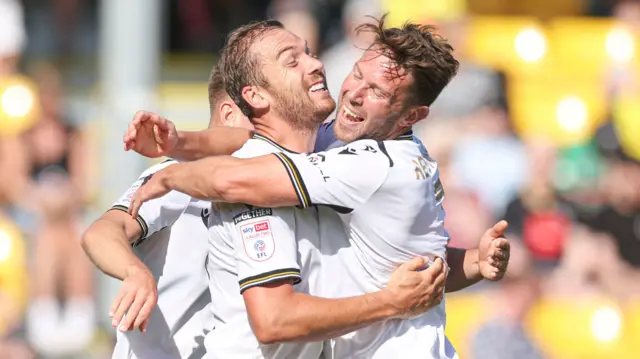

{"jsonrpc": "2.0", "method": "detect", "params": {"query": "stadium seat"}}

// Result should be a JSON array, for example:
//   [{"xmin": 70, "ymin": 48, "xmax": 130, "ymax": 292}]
[
  {"xmin": 508, "ymin": 71, "xmax": 608, "ymax": 147},
  {"xmin": 0, "ymin": 216, "xmax": 28, "ymax": 335},
  {"xmin": 444, "ymin": 293, "xmax": 488, "ymax": 359},
  {"xmin": 527, "ymin": 297, "xmax": 638, "ymax": 359},
  {"xmin": 613, "ymin": 95, "xmax": 640, "ymax": 161},
  {"xmin": 547, "ymin": 17, "xmax": 640, "ymax": 77},
  {"xmin": 465, "ymin": 16, "xmax": 550, "ymax": 75}
]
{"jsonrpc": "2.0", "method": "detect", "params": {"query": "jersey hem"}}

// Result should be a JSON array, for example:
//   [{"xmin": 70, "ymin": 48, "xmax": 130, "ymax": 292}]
[
  {"xmin": 238, "ymin": 268, "xmax": 302, "ymax": 294},
  {"xmin": 272, "ymin": 153, "xmax": 311, "ymax": 209},
  {"xmin": 109, "ymin": 205, "xmax": 149, "ymax": 246}
]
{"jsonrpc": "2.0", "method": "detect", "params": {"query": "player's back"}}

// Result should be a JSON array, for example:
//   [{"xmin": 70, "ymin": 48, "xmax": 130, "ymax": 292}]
[
  {"xmin": 110, "ymin": 160, "xmax": 213, "ymax": 359},
  {"xmin": 205, "ymin": 135, "xmax": 323, "ymax": 359}
]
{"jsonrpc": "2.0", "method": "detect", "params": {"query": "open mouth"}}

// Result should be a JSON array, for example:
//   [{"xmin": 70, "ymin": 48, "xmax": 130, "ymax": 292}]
[
  {"xmin": 308, "ymin": 81, "xmax": 328, "ymax": 93},
  {"xmin": 342, "ymin": 106, "xmax": 364, "ymax": 123}
]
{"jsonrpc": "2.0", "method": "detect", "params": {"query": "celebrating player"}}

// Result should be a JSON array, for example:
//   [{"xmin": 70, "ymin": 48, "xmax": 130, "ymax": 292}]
[
  {"xmin": 125, "ymin": 16, "xmax": 510, "ymax": 359},
  {"xmin": 81, "ymin": 66, "xmax": 253, "ymax": 359}
]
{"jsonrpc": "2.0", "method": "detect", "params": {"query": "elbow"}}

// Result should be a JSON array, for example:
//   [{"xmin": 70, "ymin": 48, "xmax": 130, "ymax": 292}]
[
  {"xmin": 250, "ymin": 313, "xmax": 306, "ymax": 345},
  {"xmin": 80, "ymin": 229, "xmax": 93, "ymax": 254},
  {"xmin": 253, "ymin": 325, "xmax": 280, "ymax": 345}
]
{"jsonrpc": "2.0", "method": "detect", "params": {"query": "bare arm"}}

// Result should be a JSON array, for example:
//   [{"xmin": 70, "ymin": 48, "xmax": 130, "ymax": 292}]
[
  {"xmin": 244, "ymin": 257, "xmax": 446, "ymax": 344},
  {"xmin": 169, "ymin": 127, "xmax": 253, "ymax": 161},
  {"xmin": 126, "ymin": 154, "xmax": 298, "ymax": 218},
  {"xmin": 81, "ymin": 210, "xmax": 147, "ymax": 280},
  {"xmin": 445, "ymin": 247, "xmax": 482, "ymax": 293},
  {"xmin": 245, "ymin": 281, "xmax": 396, "ymax": 344}
]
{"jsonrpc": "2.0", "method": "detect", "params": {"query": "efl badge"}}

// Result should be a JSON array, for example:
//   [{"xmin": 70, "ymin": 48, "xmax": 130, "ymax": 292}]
[{"xmin": 240, "ymin": 220, "xmax": 275, "ymax": 262}]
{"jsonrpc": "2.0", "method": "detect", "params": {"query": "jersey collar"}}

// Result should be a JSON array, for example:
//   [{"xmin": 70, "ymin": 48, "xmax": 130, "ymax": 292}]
[
  {"xmin": 396, "ymin": 129, "xmax": 413, "ymax": 141},
  {"xmin": 252, "ymin": 133, "xmax": 300, "ymax": 154}
]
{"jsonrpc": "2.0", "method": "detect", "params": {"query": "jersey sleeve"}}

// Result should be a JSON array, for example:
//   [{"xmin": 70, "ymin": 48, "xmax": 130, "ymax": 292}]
[
  {"xmin": 231, "ymin": 207, "xmax": 301, "ymax": 294},
  {"xmin": 274, "ymin": 139, "xmax": 391, "ymax": 212},
  {"xmin": 110, "ymin": 159, "xmax": 192, "ymax": 246}
]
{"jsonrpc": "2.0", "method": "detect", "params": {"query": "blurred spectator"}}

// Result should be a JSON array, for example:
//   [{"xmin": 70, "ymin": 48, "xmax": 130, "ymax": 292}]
[
  {"xmin": 443, "ymin": 189, "xmax": 492, "ymax": 250},
  {"xmin": 269, "ymin": 0, "xmax": 320, "ymax": 53},
  {"xmin": 470, "ymin": 242, "xmax": 546, "ymax": 359},
  {"xmin": 22, "ymin": 0, "xmax": 97, "ymax": 59},
  {"xmin": 320, "ymin": 0, "xmax": 382, "ymax": 119},
  {"xmin": 2, "ymin": 63, "xmax": 96, "ymax": 358},
  {"xmin": 502, "ymin": 139, "xmax": 575, "ymax": 264},
  {"xmin": 579, "ymin": 156, "xmax": 640, "ymax": 268},
  {"xmin": 449, "ymin": 108, "xmax": 528, "ymax": 216},
  {"xmin": 0, "ymin": 0, "xmax": 26, "ymax": 76}
]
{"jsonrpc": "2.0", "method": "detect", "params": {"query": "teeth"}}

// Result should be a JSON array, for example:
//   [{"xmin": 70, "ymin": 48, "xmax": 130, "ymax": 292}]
[
  {"xmin": 343, "ymin": 106, "xmax": 362, "ymax": 121},
  {"xmin": 309, "ymin": 83, "xmax": 326, "ymax": 92}
]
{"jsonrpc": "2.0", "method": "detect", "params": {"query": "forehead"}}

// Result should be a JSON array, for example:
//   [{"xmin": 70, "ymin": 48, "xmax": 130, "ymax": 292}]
[
  {"xmin": 251, "ymin": 28, "xmax": 304, "ymax": 61},
  {"xmin": 356, "ymin": 48, "xmax": 413, "ymax": 91}
]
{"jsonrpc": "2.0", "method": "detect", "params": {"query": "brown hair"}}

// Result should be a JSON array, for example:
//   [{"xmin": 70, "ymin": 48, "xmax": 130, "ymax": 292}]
[
  {"xmin": 219, "ymin": 20, "xmax": 285, "ymax": 118},
  {"xmin": 356, "ymin": 15, "xmax": 459, "ymax": 107},
  {"xmin": 207, "ymin": 64, "xmax": 226, "ymax": 113}
]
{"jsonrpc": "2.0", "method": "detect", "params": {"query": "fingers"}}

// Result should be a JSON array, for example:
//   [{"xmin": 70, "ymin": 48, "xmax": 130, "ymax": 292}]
[
  {"xmin": 488, "ymin": 238, "xmax": 510, "ymax": 262},
  {"xmin": 118, "ymin": 294, "xmax": 146, "ymax": 332},
  {"xmin": 140, "ymin": 318, "xmax": 150, "ymax": 333},
  {"xmin": 133, "ymin": 298, "xmax": 156, "ymax": 332},
  {"xmin": 128, "ymin": 197, "xmax": 142, "ymax": 219},
  {"xmin": 401, "ymin": 256, "xmax": 427, "ymax": 272},
  {"xmin": 487, "ymin": 220, "xmax": 508, "ymax": 239},
  {"xmin": 109, "ymin": 289, "xmax": 126, "ymax": 319},
  {"xmin": 111, "ymin": 291, "xmax": 135, "ymax": 328}
]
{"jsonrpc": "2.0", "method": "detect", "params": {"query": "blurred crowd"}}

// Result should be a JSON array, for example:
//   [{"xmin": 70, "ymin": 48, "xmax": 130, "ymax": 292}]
[{"xmin": 1, "ymin": 0, "xmax": 639, "ymax": 358}]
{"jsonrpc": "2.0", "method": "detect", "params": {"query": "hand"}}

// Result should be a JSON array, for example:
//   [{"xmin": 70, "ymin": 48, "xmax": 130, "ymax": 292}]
[
  {"xmin": 478, "ymin": 220, "xmax": 510, "ymax": 281},
  {"xmin": 124, "ymin": 111, "xmax": 178, "ymax": 158},
  {"xmin": 127, "ymin": 169, "xmax": 173, "ymax": 219},
  {"xmin": 385, "ymin": 256, "xmax": 447, "ymax": 319},
  {"xmin": 110, "ymin": 266, "xmax": 158, "ymax": 333}
]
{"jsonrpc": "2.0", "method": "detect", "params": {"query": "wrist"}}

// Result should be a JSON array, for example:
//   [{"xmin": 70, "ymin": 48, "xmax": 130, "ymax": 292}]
[
  {"xmin": 377, "ymin": 288, "xmax": 404, "ymax": 319},
  {"xmin": 160, "ymin": 164, "xmax": 179, "ymax": 190},
  {"xmin": 124, "ymin": 263, "xmax": 150, "ymax": 278},
  {"xmin": 171, "ymin": 131, "xmax": 188, "ymax": 157}
]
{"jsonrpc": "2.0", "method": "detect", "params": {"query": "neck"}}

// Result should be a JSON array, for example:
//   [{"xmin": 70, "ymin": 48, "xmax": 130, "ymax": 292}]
[
  {"xmin": 384, "ymin": 125, "xmax": 412, "ymax": 141},
  {"xmin": 252, "ymin": 114, "xmax": 319, "ymax": 153}
]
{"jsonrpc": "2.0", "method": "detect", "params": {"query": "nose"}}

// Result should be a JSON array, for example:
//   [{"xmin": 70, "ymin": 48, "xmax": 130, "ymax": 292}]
[
  {"xmin": 348, "ymin": 83, "xmax": 365, "ymax": 107},
  {"xmin": 307, "ymin": 54, "xmax": 325, "ymax": 77}
]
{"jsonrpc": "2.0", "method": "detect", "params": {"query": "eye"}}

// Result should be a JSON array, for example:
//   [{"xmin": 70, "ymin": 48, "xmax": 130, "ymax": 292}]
[{"xmin": 371, "ymin": 88, "xmax": 384, "ymax": 98}]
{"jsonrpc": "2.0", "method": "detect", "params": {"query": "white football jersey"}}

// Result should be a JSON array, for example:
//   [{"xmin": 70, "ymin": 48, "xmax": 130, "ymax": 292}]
[
  {"xmin": 275, "ymin": 134, "xmax": 457, "ymax": 359},
  {"xmin": 110, "ymin": 160, "xmax": 213, "ymax": 359},
  {"xmin": 204, "ymin": 134, "xmax": 324, "ymax": 359}
]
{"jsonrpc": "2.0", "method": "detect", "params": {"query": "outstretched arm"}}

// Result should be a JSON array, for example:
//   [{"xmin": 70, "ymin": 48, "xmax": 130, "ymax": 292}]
[
  {"xmin": 123, "ymin": 111, "xmax": 252, "ymax": 160},
  {"xmin": 128, "ymin": 140, "xmax": 392, "ymax": 217}
]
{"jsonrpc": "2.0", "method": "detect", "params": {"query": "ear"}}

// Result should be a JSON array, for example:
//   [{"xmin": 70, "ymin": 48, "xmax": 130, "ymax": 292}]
[
  {"xmin": 400, "ymin": 106, "xmax": 429, "ymax": 127},
  {"xmin": 218, "ymin": 102, "xmax": 236, "ymax": 127},
  {"xmin": 241, "ymin": 85, "xmax": 269, "ymax": 113}
]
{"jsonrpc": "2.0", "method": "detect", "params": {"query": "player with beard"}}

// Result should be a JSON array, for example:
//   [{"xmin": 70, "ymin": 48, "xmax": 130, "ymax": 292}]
[
  {"xmin": 124, "ymin": 20, "xmax": 448, "ymax": 359},
  {"xmin": 125, "ymin": 16, "xmax": 510, "ymax": 359}
]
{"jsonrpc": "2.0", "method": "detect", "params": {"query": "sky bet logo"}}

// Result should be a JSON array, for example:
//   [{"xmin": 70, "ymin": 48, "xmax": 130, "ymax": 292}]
[{"xmin": 254, "ymin": 222, "xmax": 269, "ymax": 232}]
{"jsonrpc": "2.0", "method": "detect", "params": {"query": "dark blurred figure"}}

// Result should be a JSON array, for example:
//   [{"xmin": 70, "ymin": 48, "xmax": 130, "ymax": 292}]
[
  {"xmin": 580, "ymin": 154, "xmax": 640, "ymax": 269},
  {"xmin": 470, "ymin": 242, "xmax": 546, "ymax": 359}
]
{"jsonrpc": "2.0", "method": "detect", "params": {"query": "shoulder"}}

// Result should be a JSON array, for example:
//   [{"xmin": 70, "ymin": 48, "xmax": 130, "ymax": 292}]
[
  {"xmin": 328, "ymin": 139, "xmax": 393, "ymax": 165},
  {"xmin": 138, "ymin": 159, "xmax": 179, "ymax": 178},
  {"xmin": 232, "ymin": 139, "xmax": 273, "ymax": 159}
]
